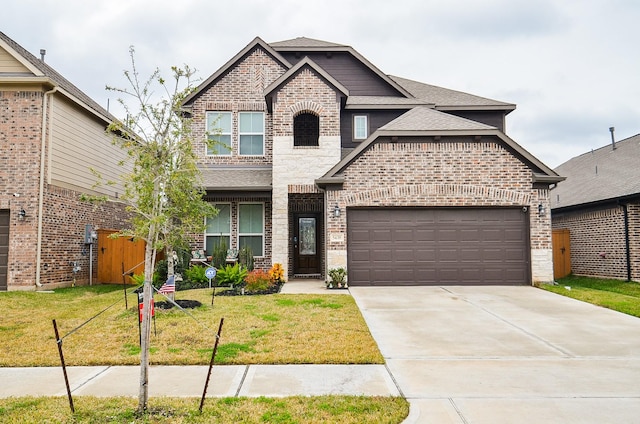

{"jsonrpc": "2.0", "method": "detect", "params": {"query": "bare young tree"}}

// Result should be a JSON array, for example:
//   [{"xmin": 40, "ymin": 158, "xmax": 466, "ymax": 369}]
[{"xmin": 106, "ymin": 47, "xmax": 216, "ymax": 413}]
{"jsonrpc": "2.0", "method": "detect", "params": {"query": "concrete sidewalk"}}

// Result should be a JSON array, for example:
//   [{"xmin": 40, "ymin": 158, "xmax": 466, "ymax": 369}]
[{"xmin": 0, "ymin": 364, "xmax": 399, "ymax": 398}]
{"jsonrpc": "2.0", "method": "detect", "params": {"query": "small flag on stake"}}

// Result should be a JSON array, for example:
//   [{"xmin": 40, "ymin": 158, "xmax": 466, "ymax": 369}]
[{"xmin": 159, "ymin": 275, "xmax": 176, "ymax": 294}]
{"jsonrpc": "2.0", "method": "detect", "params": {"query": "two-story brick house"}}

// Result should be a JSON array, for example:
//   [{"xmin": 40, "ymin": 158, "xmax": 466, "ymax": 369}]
[
  {"xmin": 0, "ymin": 32, "xmax": 128, "ymax": 290},
  {"xmin": 182, "ymin": 36, "xmax": 563, "ymax": 286}
]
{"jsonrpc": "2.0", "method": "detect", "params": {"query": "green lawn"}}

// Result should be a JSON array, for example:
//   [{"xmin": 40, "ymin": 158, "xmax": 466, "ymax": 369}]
[
  {"xmin": 0, "ymin": 396, "xmax": 409, "ymax": 424},
  {"xmin": 0, "ymin": 285, "xmax": 408, "ymax": 423},
  {"xmin": 0, "ymin": 284, "xmax": 383, "ymax": 367},
  {"xmin": 540, "ymin": 275, "xmax": 640, "ymax": 317}
]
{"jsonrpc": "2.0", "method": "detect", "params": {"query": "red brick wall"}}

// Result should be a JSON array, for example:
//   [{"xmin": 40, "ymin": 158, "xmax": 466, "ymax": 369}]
[
  {"xmin": 328, "ymin": 137, "xmax": 548, "ymax": 249},
  {"xmin": 0, "ymin": 90, "xmax": 43, "ymax": 289},
  {"xmin": 1, "ymin": 89, "xmax": 130, "ymax": 289},
  {"xmin": 39, "ymin": 185, "xmax": 129, "ymax": 287},
  {"xmin": 190, "ymin": 47, "xmax": 287, "ymax": 165},
  {"xmin": 553, "ymin": 202, "xmax": 640, "ymax": 281}
]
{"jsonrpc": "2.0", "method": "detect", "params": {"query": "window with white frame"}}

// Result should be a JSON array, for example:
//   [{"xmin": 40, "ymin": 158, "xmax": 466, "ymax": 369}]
[
  {"xmin": 206, "ymin": 112, "xmax": 232, "ymax": 155},
  {"xmin": 205, "ymin": 203, "xmax": 231, "ymax": 254},
  {"xmin": 353, "ymin": 114, "xmax": 368, "ymax": 140},
  {"xmin": 239, "ymin": 112, "xmax": 264, "ymax": 155},
  {"xmin": 238, "ymin": 203, "xmax": 264, "ymax": 256}
]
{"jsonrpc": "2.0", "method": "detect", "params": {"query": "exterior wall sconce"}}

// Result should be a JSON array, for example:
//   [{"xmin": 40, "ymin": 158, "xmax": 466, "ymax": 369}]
[
  {"xmin": 18, "ymin": 208, "xmax": 26, "ymax": 220},
  {"xmin": 333, "ymin": 204, "xmax": 341, "ymax": 217},
  {"xmin": 538, "ymin": 204, "xmax": 545, "ymax": 216}
]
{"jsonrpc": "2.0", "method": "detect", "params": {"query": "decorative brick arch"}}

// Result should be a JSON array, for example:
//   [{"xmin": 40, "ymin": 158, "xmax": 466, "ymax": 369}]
[
  {"xmin": 344, "ymin": 184, "xmax": 532, "ymax": 207},
  {"xmin": 290, "ymin": 101, "xmax": 324, "ymax": 117}
]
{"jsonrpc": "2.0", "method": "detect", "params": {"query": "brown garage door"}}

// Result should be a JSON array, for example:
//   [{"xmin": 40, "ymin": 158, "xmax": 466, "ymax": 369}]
[
  {"xmin": 0, "ymin": 210, "xmax": 9, "ymax": 291},
  {"xmin": 347, "ymin": 208, "xmax": 529, "ymax": 286}
]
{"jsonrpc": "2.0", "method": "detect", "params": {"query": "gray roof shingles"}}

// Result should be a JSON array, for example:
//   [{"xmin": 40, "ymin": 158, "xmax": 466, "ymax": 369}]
[
  {"xmin": 199, "ymin": 166, "xmax": 272, "ymax": 191},
  {"xmin": 380, "ymin": 106, "xmax": 496, "ymax": 132},
  {"xmin": 552, "ymin": 134, "xmax": 640, "ymax": 209}
]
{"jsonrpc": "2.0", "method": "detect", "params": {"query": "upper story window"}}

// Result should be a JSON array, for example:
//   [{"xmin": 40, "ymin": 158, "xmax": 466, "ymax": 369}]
[
  {"xmin": 353, "ymin": 115, "xmax": 369, "ymax": 140},
  {"xmin": 239, "ymin": 112, "xmax": 264, "ymax": 156},
  {"xmin": 294, "ymin": 112, "xmax": 319, "ymax": 147},
  {"xmin": 206, "ymin": 112, "xmax": 232, "ymax": 155}
]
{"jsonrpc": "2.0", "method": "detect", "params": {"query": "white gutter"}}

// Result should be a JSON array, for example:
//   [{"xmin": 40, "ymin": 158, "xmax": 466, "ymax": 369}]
[{"xmin": 35, "ymin": 86, "xmax": 58, "ymax": 288}]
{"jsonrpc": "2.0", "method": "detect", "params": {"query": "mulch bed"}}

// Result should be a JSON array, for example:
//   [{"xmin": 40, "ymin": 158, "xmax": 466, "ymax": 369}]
[
  {"xmin": 215, "ymin": 283, "xmax": 283, "ymax": 296},
  {"xmin": 154, "ymin": 299, "xmax": 202, "ymax": 309}
]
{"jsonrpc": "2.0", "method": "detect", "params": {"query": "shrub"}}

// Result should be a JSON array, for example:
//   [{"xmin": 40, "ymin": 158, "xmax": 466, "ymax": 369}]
[
  {"xmin": 269, "ymin": 263, "xmax": 285, "ymax": 283},
  {"xmin": 244, "ymin": 269, "xmax": 273, "ymax": 293},
  {"xmin": 216, "ymin": 263, "xmax": 248, "ymax": 288},
  {"xmin": 210, "ymin": 240, "xmax": 228, "ymax": 270},
  {"xmin": 238, "ymin": 246, "xmax": 254, "ymax": 271},
  {"xmin": 327, "ymin": 267, "xmax": 347, "ymax": 288},
  {"xmin": 182, "ymin": 265, "xmax": 209, "ymax": 289}
]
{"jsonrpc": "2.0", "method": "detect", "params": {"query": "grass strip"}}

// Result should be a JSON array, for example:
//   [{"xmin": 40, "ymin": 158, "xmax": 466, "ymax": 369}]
[
  {"xmin": 540, "ymin": 275, "xmax": 640, "ymax": 317},
  {"xmin": 0, "ymin": 395, "xmax": 409, "ymax": 423}
]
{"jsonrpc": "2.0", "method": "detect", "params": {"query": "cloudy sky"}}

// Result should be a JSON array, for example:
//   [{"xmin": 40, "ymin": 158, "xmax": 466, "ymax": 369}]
[{"xmin": 3, "ymin": 0, "xmax": 639, "ymax": 168}]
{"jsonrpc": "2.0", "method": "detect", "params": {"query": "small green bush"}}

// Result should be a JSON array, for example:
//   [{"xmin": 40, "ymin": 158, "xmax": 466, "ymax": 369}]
[
  {"xmin": 182, "ymin": 266, "xmax": 209, "ymax": 289},
  {"xmin": 239, "ymin": 246, "xmax": 254, "ymax": 271},
  {"xmin": 216, "ymin": 263, "xmax": 248, "ymax": 288}
]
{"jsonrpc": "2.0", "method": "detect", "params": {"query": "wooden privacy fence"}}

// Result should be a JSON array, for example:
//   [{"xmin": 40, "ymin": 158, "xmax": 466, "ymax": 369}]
[
  {"xmin": 97, "ymin": 229, "xmax": 146, "ymax": 284},
  {"xmin": 552, "ymin": 229, "xmax": 571, "ymax": 279}
]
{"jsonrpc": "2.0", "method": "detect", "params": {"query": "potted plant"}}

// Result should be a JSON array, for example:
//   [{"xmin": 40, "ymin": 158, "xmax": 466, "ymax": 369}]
[{"xmin": 327, "ymin": 267, "xmax": 347, "ymax": 289}]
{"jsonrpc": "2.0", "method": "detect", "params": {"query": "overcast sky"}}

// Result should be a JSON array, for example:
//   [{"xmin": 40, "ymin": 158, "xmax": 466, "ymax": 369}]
[{"xmin": 3, "ymin": 0, "xmax": 639, "ymax": 168}]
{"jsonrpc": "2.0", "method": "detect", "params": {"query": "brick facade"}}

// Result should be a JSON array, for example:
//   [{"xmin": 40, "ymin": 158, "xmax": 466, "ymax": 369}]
[
  {"xmin": 1, "ymin": 88, "xmax": 130, "ymax": 290},
  {"xmin": 190, "ymin": 48, "xmax": 286, "ymax": 165},
  {"xmin": 552, "ymin": 202, "xmax": 640, "ymax": 281},
  {"xmin": 326, "ymin": 138, "xmax": 554, "ymax": 283}
]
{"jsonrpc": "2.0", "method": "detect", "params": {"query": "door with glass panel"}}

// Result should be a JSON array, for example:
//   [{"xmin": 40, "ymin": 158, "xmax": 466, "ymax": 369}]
[{"xmin": 293, "ymin": 213, "xmax": 320, "ymax": 274}]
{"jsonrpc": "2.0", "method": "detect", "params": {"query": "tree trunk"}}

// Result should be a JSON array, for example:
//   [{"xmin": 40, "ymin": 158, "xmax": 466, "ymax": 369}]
[{"xmin": 137, "ymin": 240, "xmax": 155, "ymax": 413}]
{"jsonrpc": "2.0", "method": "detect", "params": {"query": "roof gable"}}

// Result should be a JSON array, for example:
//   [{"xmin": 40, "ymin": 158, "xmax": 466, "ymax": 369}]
[
  {"xmin": 182, "ymin": 37, "xmax": 291, "ymax": 107},
  {"xmin": 552, "ymin": 133, "xmax": 640, "ymax": 209},
  {"xmin": 317, "ymin": 106, "xmax": 561, "ymax": 185},
  {"xmin": 263, "ymin": 57, "xmax": 349, "ymax": 112},
  {"xmin": 271, "ymin": 37, "xmax": 413, "ymax": 99}
]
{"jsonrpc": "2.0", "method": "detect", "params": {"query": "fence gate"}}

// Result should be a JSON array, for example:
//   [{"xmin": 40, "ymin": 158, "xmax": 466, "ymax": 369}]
[
  {"xmin": 552, "ymin": 229, "xmax": 571, "ymax": 279},
  {"xmin": 97, "ymin": 229, "xmax": 146, "ymax": 284}
]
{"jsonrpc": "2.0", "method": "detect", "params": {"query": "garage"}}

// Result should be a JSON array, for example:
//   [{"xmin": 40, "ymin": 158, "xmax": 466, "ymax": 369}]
[{"xmin": 347, "ymin": 207, "xmax": 530, "ymax": 286}]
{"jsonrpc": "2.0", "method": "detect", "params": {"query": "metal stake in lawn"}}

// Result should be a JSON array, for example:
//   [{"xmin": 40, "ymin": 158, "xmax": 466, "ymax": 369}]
[
  {"xmin": 52, "ymin": 319, "xmax": 75, "ymax": 413},
  {"xmin": 199, "ymin": 317, "xmax": 224, "ymax": 413}
]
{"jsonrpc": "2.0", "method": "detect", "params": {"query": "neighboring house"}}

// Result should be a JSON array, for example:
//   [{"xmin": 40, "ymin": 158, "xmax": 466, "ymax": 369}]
[
  {"xmin": 181, "ymin": 36, "xmax": 563, "ymax": 286},
  {"xmin": 551, "ymin": 133, "xmax": 640, "ymax": 281},
  {"xmin": 0, "ymin": 32, "xmax": 128, "ymax": 290}
]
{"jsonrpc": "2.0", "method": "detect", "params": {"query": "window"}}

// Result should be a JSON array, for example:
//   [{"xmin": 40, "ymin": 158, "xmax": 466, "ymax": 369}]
[
  {"xmin": 294, "ymin": 112, "xmax": 319, "ymax": 146},
  {"xmin": 205, "ymin": 203, "xmax": 231, "ymax": 254},
  {"xmin": 239, "ymin": 112, "xmax": 264, "ymax": 155},
  {"xmin": 238, "ymin": 203, "xmax": 264, "ymax": 256},
  {"xmin": 353, "ymin": 115, "xmax": 368, "ymax": 140},
  {"xmin": 206, "ymin": 112, "xmax": 232, "ymax": 155}
]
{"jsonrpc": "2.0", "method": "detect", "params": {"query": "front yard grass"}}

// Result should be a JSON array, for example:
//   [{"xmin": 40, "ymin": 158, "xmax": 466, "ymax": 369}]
[
  {"xmin": 0, "ymin": 285, "xmax": 384, "ymax": 367},
  {"xmin": 540, "ymin": 275, "xmax": 640, "ymax": 317},
  {"xmin": 0, "ymin": 395, "xmax": 409, "ymax": 423}
]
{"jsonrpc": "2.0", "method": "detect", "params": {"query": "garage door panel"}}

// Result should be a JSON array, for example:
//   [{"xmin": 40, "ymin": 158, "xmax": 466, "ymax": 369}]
[
  {"xmin": 372, "ymin": 229, "xmax": 392, "ymax": 242},
  {"xmin": 347, "ymin": 208, "xmax": 529, "ymax": 286}
]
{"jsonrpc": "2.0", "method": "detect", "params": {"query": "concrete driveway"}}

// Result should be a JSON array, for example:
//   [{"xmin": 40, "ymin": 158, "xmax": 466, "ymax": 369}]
[{"xmin": 350, "ymin": 285, "xmax": 640, "ymax": 424}]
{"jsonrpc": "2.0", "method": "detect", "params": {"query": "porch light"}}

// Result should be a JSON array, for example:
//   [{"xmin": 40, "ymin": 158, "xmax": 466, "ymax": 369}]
[
  {"xmin": 538, "ymin": 204, "xmax": 545, "ymax": 216},
  {"xmin": 18, "ymin": 208, "xmax": 26, "ymax": 220},
  {"xmin": 333, "ymin": 204, "xmax": 341, "ymax": 218}
]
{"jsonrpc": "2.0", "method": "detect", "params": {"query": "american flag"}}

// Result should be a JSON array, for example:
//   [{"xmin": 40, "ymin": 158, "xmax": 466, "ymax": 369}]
[{"xmin": 159, "ymin": 275, "xmax": 176, "ymax": 294}]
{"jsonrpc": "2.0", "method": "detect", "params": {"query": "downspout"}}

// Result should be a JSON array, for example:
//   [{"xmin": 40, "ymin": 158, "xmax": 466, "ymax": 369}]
[
  {"xmin": 35, "ymin": 86, "xmax": 58, "ymax": 288},
  {"xmin": 621, "ymin": 203, "xmax": 632, "ymax": 282}
]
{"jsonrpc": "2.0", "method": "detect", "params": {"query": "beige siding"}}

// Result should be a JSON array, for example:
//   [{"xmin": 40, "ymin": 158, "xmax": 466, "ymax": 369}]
[
  {"xmin": 49, "ymin": 94, "xmax": 127, "ymax": 196},
  {"xmin": 0, "ymin": 47, "xmax": 30, "ymax": 73}
]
